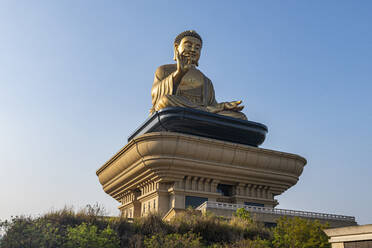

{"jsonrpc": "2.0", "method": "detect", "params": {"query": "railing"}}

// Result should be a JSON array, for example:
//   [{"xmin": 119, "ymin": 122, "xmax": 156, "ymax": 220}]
[{"xmin": 196, "ymin": 201, "xmax": 355, "ymax": 222}]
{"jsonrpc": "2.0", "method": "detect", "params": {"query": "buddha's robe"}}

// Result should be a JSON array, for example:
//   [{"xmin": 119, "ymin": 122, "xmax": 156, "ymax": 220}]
[{"xmin": 150, "ymin": 64, "xmax": 247, "ymax": 120}]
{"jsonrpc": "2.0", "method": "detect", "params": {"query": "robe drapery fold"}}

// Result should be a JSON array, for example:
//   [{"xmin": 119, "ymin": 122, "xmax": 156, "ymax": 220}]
[{"xmin": 150, "ymin": 64, "xmax": 247, "ymax": 120}]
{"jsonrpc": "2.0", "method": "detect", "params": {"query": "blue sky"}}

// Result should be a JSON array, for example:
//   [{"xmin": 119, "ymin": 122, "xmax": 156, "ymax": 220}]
[{"xmin": 1, "ymin": 1, "xmax": 371, "ymax": 224}]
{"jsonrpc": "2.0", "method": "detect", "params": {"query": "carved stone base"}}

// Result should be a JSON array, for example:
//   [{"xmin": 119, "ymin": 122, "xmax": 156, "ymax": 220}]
[{"xmin": 96, "ymin": 132, "xmax": 306, "ymax": 218}]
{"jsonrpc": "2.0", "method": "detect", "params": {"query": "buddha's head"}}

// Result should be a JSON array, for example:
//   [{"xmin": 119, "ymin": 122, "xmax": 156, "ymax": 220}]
[{"xmin": 174, "ymin": 30, "xmax": 202, "ymax": 66}]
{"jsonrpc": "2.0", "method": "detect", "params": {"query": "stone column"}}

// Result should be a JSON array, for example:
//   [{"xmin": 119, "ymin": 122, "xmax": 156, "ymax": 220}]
[
  {"xmin": 198, "ymin": 177, "xmax": 204, "ymax": 191},
  {"xmin": 173, "ymin": 193, "xmax": 185, "ymax": 209},
  {"xmin": 191, "ymin": 177, "xmax": 197, "ymax": 191},
  {"xmin": 132, "ymin": 189, "xmax": 141, "ymax": 218},
  {"xmin": 156, "ymin": 182, "xmax": 170, "ymax": 215},
  {"xmin": 211, "ymin": 180, "xmax": 219, "ymax": 193},
  {"xmin": 185, "ymin": 176, "xmax": 191, "ymax": 190}
]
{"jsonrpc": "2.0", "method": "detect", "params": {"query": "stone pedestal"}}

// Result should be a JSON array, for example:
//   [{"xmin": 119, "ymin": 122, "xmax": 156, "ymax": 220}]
[{"xmin": 96, "ymin": 131, "xmax": 306, "ymax": 218}]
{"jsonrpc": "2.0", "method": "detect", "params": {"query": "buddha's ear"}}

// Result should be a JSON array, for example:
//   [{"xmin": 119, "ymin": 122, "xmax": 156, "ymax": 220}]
[{"xmin": 173, "ymin": 44, "xmax": 178, "ymax": 61}]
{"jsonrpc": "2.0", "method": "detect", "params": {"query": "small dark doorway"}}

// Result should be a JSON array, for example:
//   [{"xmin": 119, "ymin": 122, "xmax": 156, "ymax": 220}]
[{"xmin": 217, "ymin": 184, "xmax": 233, "ymax": 196}]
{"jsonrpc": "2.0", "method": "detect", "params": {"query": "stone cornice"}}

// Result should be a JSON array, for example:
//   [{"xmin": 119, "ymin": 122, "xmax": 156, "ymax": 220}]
[{"xmin": 96, "ymin": 132, "xmax": 307, "ymax": 200}]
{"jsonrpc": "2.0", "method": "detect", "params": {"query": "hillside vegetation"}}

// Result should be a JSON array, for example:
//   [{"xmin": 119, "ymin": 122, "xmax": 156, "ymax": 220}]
[{"xmin": 0, "ymin": 204, "xmax": 330, "ymax": 248}]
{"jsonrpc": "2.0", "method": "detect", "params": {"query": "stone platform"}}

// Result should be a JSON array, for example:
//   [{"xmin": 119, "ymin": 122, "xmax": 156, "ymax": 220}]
[{"xmin": 96, "ymin": 131, "xmax": 306, "ymax": 218}]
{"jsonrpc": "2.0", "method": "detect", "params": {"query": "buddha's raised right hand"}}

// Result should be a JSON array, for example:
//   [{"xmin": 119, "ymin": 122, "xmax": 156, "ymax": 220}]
[
  {"xmin": 172, "ymin": 48, "xmax": 191, "ymax": 90},
  {"xmin": 174, "ymin": 47, "xmax": 189, "ymax": 75}
]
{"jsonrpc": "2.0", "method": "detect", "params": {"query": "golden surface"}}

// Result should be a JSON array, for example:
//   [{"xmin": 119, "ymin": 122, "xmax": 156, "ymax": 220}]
[{"xmin": 150, "ymin": 30, "xmax": 247, "ymax": 120}]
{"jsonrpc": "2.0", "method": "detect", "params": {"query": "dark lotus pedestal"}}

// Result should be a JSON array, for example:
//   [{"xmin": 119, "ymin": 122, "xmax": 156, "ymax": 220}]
[{"xmin": 128, "ymin": 107, "xmax": 268, "ymax": 147}]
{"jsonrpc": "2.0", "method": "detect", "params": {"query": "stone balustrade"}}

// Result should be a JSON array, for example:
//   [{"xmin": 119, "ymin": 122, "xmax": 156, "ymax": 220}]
[{"xmin": 196, "ymin": 201, "xmax": 355, "ymax": 222}]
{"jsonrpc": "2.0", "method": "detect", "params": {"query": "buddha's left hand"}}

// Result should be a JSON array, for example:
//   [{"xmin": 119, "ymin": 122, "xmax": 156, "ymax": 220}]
[{"xmin": 224, "ymin": 100, "xmax": 244, "ymax": 112}]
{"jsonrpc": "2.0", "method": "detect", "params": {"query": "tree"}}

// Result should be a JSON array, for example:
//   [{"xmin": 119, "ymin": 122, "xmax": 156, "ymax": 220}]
[
  {"xmin": 272, "ymin": 217, "xmax": 330, "ymax": 248},
  {"xmin": 66, "ymin": 222, "xmax": 120, "ymax": 248}
]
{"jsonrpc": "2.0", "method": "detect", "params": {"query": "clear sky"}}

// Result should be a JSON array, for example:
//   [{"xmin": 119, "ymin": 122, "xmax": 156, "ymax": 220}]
[{"xmin": 1, "ymin": 1, "xmax": 371, "ymax": 224}]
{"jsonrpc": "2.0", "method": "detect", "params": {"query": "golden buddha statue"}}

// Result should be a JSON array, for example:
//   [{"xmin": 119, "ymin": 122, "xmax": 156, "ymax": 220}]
[{"xmin": 150, "ymin": 30, "xmax": 247, "ymax": 120}]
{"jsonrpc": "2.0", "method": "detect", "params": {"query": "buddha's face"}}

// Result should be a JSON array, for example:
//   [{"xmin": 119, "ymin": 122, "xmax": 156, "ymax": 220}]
[{"xmin": 175, "ymin": 36, "xmax": 202, "ymax": 66}]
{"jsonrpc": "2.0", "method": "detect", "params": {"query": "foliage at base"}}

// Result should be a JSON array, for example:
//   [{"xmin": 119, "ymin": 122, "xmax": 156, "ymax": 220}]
[
  {"xmin": 0, "ymin": 206, "xmax": 331, "ymax": 248},
  {"xmin": 144, "ymin": 232, "xmax": 202, "ymax": 248},
  {"xmin": 66, "ymin": 223, "xmax": 119, "ymax": 248},
  {"xmin": 272, "ymin": 216, "xmax": 331, "ymax": 248}
]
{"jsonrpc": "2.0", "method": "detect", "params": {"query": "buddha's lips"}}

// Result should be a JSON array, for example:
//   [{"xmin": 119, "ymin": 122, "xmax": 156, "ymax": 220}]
[{"xmin": 183, "ymin": 52, "xmax": 197, "ymax": 57}]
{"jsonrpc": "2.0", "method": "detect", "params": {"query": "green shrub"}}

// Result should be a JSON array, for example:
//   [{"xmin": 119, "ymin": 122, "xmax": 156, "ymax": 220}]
[
  {"xmin": 111, "ymin": 217, "xmax": 137, "ymax": 247},
  {"xmin": 272, "ymin": 216, "xmax": 330, "ymax": 248},
  {"xmin": 233, "ymin": 208, "xmax": 253, "ymax": 221},
  {"xmin": 212, "ymin": 238, "xmax": 272, "ymax": 248},
  {"xmin": 0, "ymin": 204, "xmax": 120, "ymax": 248},
  {"xmin": 170, "ymin": 209, "xmax": 243, "ymax": 245},
  {"xmin": 133, "ymin": 213, "xmax": 173, "ymax": 236},
  {"xmin": 144, "ymin": 232, "xmax": 202, "ymax": 248},
  {"xmin": 230, "ymin": 208, "xmax": 272, "ymax": 241},
  {"xmin": 43, "ymin": 204, "xmax": 109, "ymax": 230},
  {"xmin": 66, "ymin": 222, "xmax": 120, "ymax": 248},
  {"xmin": 0, "ymin": 216, "xmax": 66, "ymax": 248}
]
